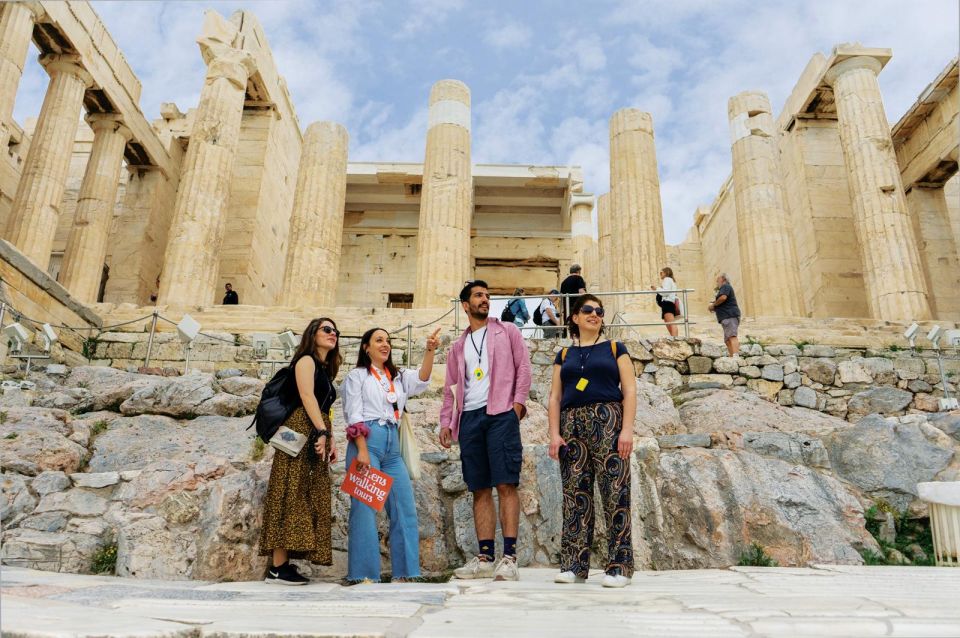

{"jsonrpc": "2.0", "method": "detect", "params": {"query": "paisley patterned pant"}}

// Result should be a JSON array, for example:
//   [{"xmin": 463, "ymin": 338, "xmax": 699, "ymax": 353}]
[{"xmin": 559, "ymin": 401, "xmax": 633, "ymax": 578}]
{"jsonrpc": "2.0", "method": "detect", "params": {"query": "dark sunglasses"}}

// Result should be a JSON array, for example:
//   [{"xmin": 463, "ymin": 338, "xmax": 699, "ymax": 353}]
[
  {"xmin": 579, "ymin": 304, "xmax": 605, "ymax": 317},
  {"xmin": 320, "ymin": 325, "xmax": 340, "ymax": 336}
]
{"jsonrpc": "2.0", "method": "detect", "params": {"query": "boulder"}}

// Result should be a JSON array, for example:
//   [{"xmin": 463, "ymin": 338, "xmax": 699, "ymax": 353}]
[
  {"xmin": 69, "ymin": 472, "xmax": 120, "ymax": 489},
  {"xmin": 824, "ymin": 414, "xmax": 956, "ymax": 509},
  {"xmin": 654, "ymin": 366, "xmax": 682, "ymax": 390},
  {"xmin": 761, "ymin": 365, "xmax": 784, "ymax": 382},
  {"xmin": 747, "ymin": 379, "xmax": 783, "ymax": 401},
  {"xmin": 34, "ymin": 489, "xmax": 109, "ymax": 517},
  {"xmin": 740, "ymin": 432, "xmax": 830, "ymax": 469},
  {"xmin": 847, "ymin": 387, "xmax": 913, "ymax": 419},
  {"xmin": 651, "ymin": 448, "xmax": 876, "ymax": 568},
  {"xmin": 195, "ymin": 393, "xmax": 259, "ymax": 417},
  {"xmin": 838, "ymin": 360, "xmax": 873, "ymax": 385},
  {"xmin": 87, "ymin": 415, "xmax": 252, "ymax": 472},
  {"xmin": 687, "ymin": 356, "xmax": 713, "ymax": 374},
  {"xmin": 63, "ymin": 366, "xmax": 158, "ymax": 411},
  {"xmin": 1, "ymin": 473, "xmax": 37, "ymax": 524},
  {"xmin": 120, "ymin": 373, "xmax": 217, "ymax": 418},
  {"xmin": 31, "ymin": 471, "xmax": 71, "ymax": 496},
  {"xmin": 929, "ymin": 412, "xmax": 960, "ymax": 442},
  {"xmin": 115, "ymin": 514, "xmax": 196, "ymax": 579},
  {"xmin": 1, "ymin": 413, "xmax": 87, "ymax": 475},
  {"xmin": 739, "ymin": 366, "xmax": 761, "ymax": 379},
  {"xmin": 215, "ymin": 368, "xmax": 244, "ymax": 379},
  {"xmin": 0, "ymin": 528, "xmax": 107, "ymax": 573},
  {"xmin": 679, "ymin": 389, "xmax": 848, "ymax": 437},
  {"xmin": 218, "ymin": 376, "xmax": 265, "ymax": 397},
  {"xmin": 783, "ymin": 372, "xmax": 802, "ymax": 389},
  {"xmin": 793, "ymin": 386, "xmax": 819, "ymax": 410},
  {"xmin": 652, "ymin": 339, "xmax": 693, "ymax": 361},
  {"xmin": 633, "ymin": 379, "xmax": 683, "ymax": 438},
  {"xmin": 714, "ymin": 357, "xmax": 739, "ymax": 374}
]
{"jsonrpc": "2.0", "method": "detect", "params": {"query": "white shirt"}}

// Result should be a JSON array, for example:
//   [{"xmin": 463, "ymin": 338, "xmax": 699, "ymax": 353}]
[
  {"xmin": 342, "ymin": 366, "xmax": 430, "ymax": 425},
  {"xmin": 659, "ymin": 277, "xmax": 678, "ymax": 303},
  {"xmin": 538, "ymin": 298, "xmax": 560, "ymax": 324},
  {"xmin": 463, "ymin": 326, "xmax": 490, "ymax": 411}
]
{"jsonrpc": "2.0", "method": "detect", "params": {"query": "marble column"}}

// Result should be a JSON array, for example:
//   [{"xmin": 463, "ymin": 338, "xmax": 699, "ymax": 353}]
[
  {"xmin": 158, "ymin": 47, "xmax": 255, "ymax": 307},
  {"xmin": 569, "ymin": 191, "xmax": 594, "ymax": 269},
  {"xmin": 6, "ymin": 54, "xmax": 92, "ymax": 269},
  {"xmin": 280, "ymin": 121, "xmax": 349, "ymax": 307},
  {"xmin": 905, "ymin": 185, "xmax": 960, "ymax": 320},
  {"xmin": 0, "ymin": 2, "xmax": 41, "ymax": 148},
  {"xmin": 728, "ymin": 91, "xmax": 805, "ymax": 317},
  {"xmin": 59, "ymin": 114, "xmax": 132, "ymax": 303},
  {"xmin": 414, "ymin": 79, "xmax": 472, "ymax": 309},
  {"xmin": 825, "ymin": 56, "xmax": 931, "ymax": 321},
  {"xmin": 609, "ymin": 108, "xmax": 666, "ymax": 307},
  {"xmin": 596, "ymin": 193, "xmax": 618, "ymax": 313}
]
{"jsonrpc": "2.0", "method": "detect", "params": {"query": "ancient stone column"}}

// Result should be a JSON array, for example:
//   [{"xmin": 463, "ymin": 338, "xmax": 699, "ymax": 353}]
[
  {"xmin": 825, "ymin": 56, "xmax": 931, "ymax": 321},
  {"xmin": 0, "ymin": 2, "xmax": 41, "ymax": 148},
  {"xmin": 59, "ymin": 114, "xmax": 132, "ymax": 303},
  {"xmin": 728, "ymin": 91, "xmax": 805, "ymax": 317},
  {"xmin": 905, "ymin": 185, "xmax": 960, "ymax": 320},
  {"xmin": 609, "ymin": 109, "xmax": 666, "ymax": 308},
  {"xmin": 279, "ymin": 121, "xmax": 349, "ymax": 307},
  {"xmin": 157, "ymin": 47, "xmax": 255, "ymax": 307},
  {"xmin": 596, "ymin": 193, "xmax": 618, "ymax": 313},
  {"xmin": 569, "ymin": 192, "xmax": 594, "ymax": 269},
  {"xmin": 414, "ymin": 79, "xmax": 472, "ymax": 309},
  {"xmin": 6, "ymin": 54, "xmax": 93, "ymax": 269}
]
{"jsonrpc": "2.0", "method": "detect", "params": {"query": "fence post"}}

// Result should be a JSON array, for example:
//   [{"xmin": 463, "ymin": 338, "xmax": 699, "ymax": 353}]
[
  {"xmin": 144, "ymin": 310, "xmax": 159, "ymax": 368},
  {"xmin": 454, "ymin": 299, "xmax": 460, "ymax": 335},
  {"xmin": 682, "ymin": 289, "xmax": 689, "ymax": 339}
]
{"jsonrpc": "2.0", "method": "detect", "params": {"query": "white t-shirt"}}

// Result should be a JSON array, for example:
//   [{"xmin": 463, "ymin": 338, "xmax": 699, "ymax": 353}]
[
  {"xmin": 538, "ymin": 298, "xmax": 560, "ymax": 325},
  {"xmin": 660, "ymin": 277, "xmax": 678, "ymax": 303},
  {"xmin": 342, "ymin": 366, "xmax": 430, "ymax": 425},
  {"xmin": 463, "ymin": 326, "xmax": 490, "ymax": 411}
]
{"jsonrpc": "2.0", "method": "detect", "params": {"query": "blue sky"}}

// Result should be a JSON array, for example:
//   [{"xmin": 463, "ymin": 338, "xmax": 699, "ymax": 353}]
[{"xmin": 12, "ymin": 0, "xmax": 959, "ymax": 244}]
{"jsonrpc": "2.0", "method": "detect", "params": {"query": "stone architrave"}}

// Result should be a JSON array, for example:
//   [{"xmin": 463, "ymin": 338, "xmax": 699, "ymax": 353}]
[
  {"xmin": 825, "ymin": 56, "xmax": 931, "ymax": 321},
  {"xmin": 569, "ymin": 192, "xmax": 594, "ymax": 268},
  {"xmin": 728, "ymin": 91, "xmax": 805, "ymax": 317},
  {"xmin": 6, "ymin": 54, "xmax": 93, "ymax": 269},
  {"xmin": 609, "ymin": 109, "xmax": 666, "ymax": 308},
  {"xmin": 0, "ymin": 2, "xmax": 42, "ymax": 148},
  {"xmin": 413, "ymin": 79, "xmax": 472, "ymax": 309},
  {"xmin": 59, "ymin": 114, "xmax": 132, "ymax": 304},
  {"xmin": 157, "ymin": 47, "xmax": 255, "ymax": 307},
  {"xmin": 279, "ymin": 121, "xmax": 349, "ymax": 307}
]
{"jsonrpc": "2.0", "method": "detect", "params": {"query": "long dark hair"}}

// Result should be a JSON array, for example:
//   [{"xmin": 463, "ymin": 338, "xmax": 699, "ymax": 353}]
[
  {"xmin": 291, "ymin": 317, "xmax": 342, "ymax": 378},
  {"xmin": 355, "ymin": 327, "xmax": 400, "ymax": 378},
  {"xmin": 566, "ymin": 294, "xmax": 605, "ymax": 339}
]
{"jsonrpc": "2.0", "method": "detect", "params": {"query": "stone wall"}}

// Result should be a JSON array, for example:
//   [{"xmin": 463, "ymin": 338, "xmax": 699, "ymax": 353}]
[{"xmin": 694, "ymin": 179, "xmax": 743, "ymax": 310}]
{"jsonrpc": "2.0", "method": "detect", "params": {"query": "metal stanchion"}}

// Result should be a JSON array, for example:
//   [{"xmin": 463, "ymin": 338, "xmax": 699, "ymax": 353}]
[
  {"xmin": 682, "ymin": 289, "xmax": 689, "ymax": 339},
  {"xmin": 144, "ymin": 310, "xmax": 159, "ymax": 368},
  {"xmin": 406, "ymin": 323, "xmax": 413, "ymax": 366}
]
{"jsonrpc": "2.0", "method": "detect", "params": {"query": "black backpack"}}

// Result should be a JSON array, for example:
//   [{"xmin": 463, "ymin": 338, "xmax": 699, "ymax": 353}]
[
  {"xmin": 533, "ymin": 301, "xmax": 545, "ymax": 325},
  {"xmin": 247, "ymin": 366, "xmax": 299, "ymax": 443},
  {"xmin": 501, "ymin": 299, "xmax": 518, "ymax": 323}
]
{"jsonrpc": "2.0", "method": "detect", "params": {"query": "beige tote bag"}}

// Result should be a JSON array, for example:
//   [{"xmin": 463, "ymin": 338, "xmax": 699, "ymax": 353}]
[{"xmin": 398, "ymin": 411, "xmax": 422, "ymax": 480}]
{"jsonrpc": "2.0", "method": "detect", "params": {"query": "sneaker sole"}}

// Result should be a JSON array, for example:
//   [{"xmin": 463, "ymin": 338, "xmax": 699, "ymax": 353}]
[{"xmin": 264, "ymin": 578, "xmax": 308, "ymax": 586}]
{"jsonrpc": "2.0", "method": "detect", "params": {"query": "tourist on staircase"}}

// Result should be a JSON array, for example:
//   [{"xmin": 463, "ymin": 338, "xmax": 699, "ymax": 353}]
[
  {"xmin": 650, "ymin": 266, "xmax": 681, "ymax": 338},
  {"xmin": 441, "ymin": 280, "xmax": 531, "ymax": 582},
  {"xmin": 342, "ymin": 326, "xmax": 441, "ymax": 582},
  {"xmin": 709, "ymin": 273, "xmax": 741, "ymax": 355},
  {"xmin": 259, "ymin": 318, "xmax": 342, "ymax": 585},
  {"xmin": 548, "ymin": 294, "xmax": 636, "ymax": 588}
]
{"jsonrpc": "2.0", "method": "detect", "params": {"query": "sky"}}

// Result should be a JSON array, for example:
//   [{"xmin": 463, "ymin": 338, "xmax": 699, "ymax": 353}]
[{"xmin": 11, "ymin": 0, "xmax": 959, "ymax": 244}]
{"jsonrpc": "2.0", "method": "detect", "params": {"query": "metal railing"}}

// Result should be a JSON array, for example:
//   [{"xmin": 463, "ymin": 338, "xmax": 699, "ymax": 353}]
[{"xmin": 453, "ymin": 288, "xmax": 697, "ymax": 340}]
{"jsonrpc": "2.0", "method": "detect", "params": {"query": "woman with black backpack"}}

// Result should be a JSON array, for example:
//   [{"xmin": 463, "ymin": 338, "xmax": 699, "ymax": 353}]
[{"xmin": 258, "ymin": 317, "xmax": 342, "ymax": 585}]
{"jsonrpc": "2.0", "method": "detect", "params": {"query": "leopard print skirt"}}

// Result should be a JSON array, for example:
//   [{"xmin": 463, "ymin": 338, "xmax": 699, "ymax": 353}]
[{"xmin": 258, "ymin": 407, "xmax": 332, "ymax": 565}]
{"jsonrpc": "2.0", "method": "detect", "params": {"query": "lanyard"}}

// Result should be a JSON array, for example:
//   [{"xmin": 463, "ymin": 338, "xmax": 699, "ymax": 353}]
[
  {"xmin": 369, "ymin": 366, "xmax": 400, "ymax": 422},
  {"xmin": 577, "ymin": 334, "xmax": 603, "ymax": 371},
  {"xmin": 469, "ymin": 327, "xmax": 486, "ymax": 359}
]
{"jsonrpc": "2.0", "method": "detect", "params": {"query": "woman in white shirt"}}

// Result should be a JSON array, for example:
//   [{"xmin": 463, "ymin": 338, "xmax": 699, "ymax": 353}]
[
  {"xmin": 650, "ymin": 266, "xmax": 680, "ymax": 337},
  {"xmin": 341, "ymin": 326, "xmax": 440, "ymax": 582}
]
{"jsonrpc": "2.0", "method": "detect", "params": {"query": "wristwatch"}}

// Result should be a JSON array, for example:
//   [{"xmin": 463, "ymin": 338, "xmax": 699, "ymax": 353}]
[{"xmin": 314, "ymin": 428, "xmax": 330, "ymax": 438}]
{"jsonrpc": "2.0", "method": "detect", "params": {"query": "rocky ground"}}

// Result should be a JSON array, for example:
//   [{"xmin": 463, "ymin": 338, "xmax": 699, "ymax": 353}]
[{"xmin": 1, "ymin": 357, "xmax": 958, "ymax": 582}]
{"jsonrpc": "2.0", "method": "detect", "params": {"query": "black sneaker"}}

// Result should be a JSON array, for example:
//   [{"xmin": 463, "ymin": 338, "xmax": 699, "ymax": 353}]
[{"xmin": 265, "ymin": 562, "xmax": 309, "ymax": 586}]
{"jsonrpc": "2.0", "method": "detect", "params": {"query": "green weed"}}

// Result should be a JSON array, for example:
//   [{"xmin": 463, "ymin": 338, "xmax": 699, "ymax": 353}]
[
  {"xmin": 91, "ymin": 543, "xmax": 118, "ymax": 574},
  {"xmin": 738, "ymin": 542, "xmax": 778, "ymax": 567}
]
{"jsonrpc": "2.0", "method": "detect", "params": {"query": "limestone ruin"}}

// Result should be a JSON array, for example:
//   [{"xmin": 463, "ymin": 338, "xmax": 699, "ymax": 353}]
[{"xmin": 0, "ymin": 3, "xmax": 956, "ymax": 345}]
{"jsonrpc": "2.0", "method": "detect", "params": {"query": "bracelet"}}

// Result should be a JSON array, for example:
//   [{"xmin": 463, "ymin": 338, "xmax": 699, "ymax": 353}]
[{"xmin": 314, "ymin": 428, "xmax": 330, "ymax": 438}]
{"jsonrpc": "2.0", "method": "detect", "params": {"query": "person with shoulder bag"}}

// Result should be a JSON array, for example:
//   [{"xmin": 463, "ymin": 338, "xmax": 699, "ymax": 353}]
[
  {"xmin": 548, "ymin": 294, "xmax": 636, "ymax": 588},
  {"xmin": 258, "ymin": 317, "xmax": 342, "ymax": 585},
  {"xmin": 341, "ymin": 326, "xmax": 441, "ymax": 583}
]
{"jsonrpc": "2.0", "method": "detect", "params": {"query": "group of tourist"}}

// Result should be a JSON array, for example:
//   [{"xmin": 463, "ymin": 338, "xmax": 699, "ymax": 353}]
[{"xmin": 257, "ymin": 280, "xmax": 636, "ymax": 588}]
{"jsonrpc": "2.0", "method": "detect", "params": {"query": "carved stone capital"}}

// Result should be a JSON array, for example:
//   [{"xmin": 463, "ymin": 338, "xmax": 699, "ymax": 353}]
[
  {"xmin": 824, "ymin": 55, "xmax": 883, "ymax": 87},
  {"xmin": 202, "ymin": 45, "xmax": 256, "ymax": 90},
  {"xmin": 85, "ymin": 113, "xmax": 133, "ymax": 141},
  {"xmin": 39, "ymin": 53, "xmax": 94, "ymax": 88}
]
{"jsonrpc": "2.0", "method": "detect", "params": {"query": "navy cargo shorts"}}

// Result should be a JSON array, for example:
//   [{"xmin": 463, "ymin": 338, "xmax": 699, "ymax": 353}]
[{"xmin": 458, "ymin": 407, "xmax": 522, "ymax": 492}]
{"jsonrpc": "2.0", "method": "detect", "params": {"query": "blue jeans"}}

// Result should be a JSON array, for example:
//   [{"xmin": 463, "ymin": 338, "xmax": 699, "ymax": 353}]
[{"xmin": 345, "ymin": 419, "xmax": 420, "ymax": 581}]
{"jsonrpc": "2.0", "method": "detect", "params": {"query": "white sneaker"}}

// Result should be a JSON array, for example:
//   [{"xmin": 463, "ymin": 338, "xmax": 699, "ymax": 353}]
[
  {"xmin": 453, "ymin": 555, "xmax": 496, "ymax": 580},
  {"xmin": 601, "ymin": 573, "xmax": 631, "ymax": 588},
  {"xmin": 554, "ymin": 571, "xmax": 586, "ymax": 584},
  {"xmin": 493, "ymin": 555, "xmax": 519, "ymax": 582}
]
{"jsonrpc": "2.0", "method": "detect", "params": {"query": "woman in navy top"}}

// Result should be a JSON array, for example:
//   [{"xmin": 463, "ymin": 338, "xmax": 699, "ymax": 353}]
[{"xmin": 547, "ymin": 294, "xmax": 636, "ymax": 588}]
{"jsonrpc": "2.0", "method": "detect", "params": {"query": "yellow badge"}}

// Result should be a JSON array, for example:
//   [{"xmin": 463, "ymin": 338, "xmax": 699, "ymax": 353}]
[
  {"xmin": 474, "ymin": 367, "xmax": 484, "ymax": 380},
  {"xmin": 328, "ymin": 408, "xmax": 334, "ymax": 420},
  {"xmin": 576, "ymin": 378, "xmax": 589, "ymax": 391}
]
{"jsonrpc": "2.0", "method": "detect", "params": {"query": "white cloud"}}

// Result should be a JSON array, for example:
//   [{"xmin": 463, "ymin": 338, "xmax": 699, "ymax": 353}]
[
  {"xmin": 484, "ymin": 21, "xmax": 532, "ymax": 51},
  {"xmin": 395, "ymin": 0, "xmax": 466, "ymax": 39}
]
